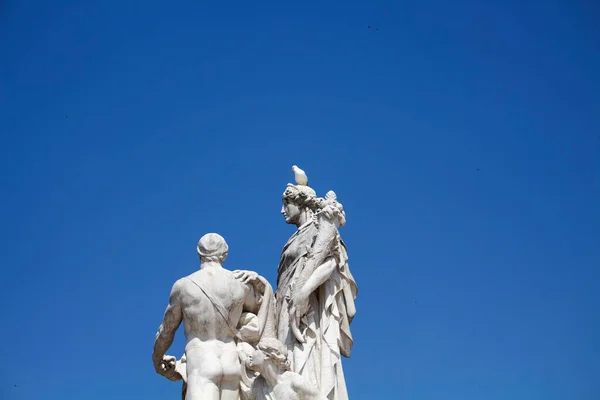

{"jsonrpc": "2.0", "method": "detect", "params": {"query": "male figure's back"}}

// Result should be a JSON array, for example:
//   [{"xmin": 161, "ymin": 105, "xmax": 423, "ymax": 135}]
[
  {"xmin": 180, "ymin": 267, "xmax": 247, "ymax": 343},
  {"xmin": 153, "ymin": 233, "xmax": 250, "ymax": 400},
  {"xmin": 180, "ymin": 266, "xmax": 248, "ymax": 400}
]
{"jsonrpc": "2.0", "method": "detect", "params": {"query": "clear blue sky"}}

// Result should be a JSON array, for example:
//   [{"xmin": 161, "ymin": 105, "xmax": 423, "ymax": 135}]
[{"xmin": 1, "ymin": 1, "xmax": 599, "ymax": 399}]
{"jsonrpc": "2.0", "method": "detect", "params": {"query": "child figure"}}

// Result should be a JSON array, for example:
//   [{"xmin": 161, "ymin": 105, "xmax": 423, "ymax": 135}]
[{"xmin": 245, "ymin": 338, "xmax": 326, "ymax": 400}]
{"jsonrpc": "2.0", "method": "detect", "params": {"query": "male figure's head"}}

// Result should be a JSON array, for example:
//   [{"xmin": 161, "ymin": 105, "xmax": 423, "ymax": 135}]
[
  {"xmin": 246, "ymin": 338, "xmax": 290, "ymax": 374},
  {"xmin": 197, "ymin": 233, "xmax": 229, "ymax": 265}
]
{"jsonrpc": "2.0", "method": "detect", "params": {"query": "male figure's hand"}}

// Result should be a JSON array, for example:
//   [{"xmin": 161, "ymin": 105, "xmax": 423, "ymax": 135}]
[
  {"xmin": 155, "ymin": 355, "xmax": 181, "ymax": 381},
  {"xmin": 234, "ymin": 269, "xmax": 267, "ymax": 293},
  {"xmin": 233, "ymin": 270, "xmax": 259, "ymax": 284}
]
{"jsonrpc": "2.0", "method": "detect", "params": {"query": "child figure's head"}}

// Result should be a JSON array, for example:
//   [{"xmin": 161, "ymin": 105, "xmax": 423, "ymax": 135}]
[{"xmin": 246, "ymin": 338, "xmax": 291, "ymax": 373}]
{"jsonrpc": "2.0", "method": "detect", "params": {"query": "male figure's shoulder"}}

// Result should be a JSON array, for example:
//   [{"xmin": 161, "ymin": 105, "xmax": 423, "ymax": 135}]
[
  {"xmin": 170, "ymin": 277, "xmax": 192, "ymax": 300},
  {"xmin": 206, "ymin": 268, "xmax": 246, "ymax": 290},
  {"xmin": 180, "ymin": 269, "xmax": 242, "ymax": 294}
]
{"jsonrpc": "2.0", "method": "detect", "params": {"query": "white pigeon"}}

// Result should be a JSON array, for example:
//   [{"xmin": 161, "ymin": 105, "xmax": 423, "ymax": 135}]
[{"xmin": 292, "ymin": 165, "xmax": 308, "ymax": 186}]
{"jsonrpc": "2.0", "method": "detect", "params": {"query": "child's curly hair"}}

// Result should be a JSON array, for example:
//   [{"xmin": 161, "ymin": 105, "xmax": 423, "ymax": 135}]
[{"xmin": 257, "ymin": 338, "xmax": 291, "ymax": 371}]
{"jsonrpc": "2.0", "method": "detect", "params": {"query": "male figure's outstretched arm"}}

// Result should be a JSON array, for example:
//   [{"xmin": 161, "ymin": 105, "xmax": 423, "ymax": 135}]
[{"xmin": 152, "ymin": 280, "xmax": 184, "ymax": 378}]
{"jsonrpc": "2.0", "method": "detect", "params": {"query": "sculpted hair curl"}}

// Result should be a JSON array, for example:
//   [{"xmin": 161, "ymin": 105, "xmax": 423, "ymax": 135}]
[
  {"xmin": 282, "ymin": 184, "xmax": 319, "ymax": 210},
  {"xmin": 257, "ymin": 338, "xmax": 291, "ymax": 371}
]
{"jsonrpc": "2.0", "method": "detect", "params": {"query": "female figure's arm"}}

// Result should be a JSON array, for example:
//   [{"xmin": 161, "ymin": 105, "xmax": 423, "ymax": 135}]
[
  {"xmin": 290, "ymin": 198, "xmax": 345, "ymax": 342},
  {"xmin": 289, "ymin": 257, "xmax": 337, "ymax": 321}
]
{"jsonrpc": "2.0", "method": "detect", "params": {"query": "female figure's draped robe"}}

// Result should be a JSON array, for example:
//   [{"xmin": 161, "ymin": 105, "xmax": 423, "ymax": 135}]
[{"xmin": 276, "ymin": 219, "xmax": 357, "ymax": 400}]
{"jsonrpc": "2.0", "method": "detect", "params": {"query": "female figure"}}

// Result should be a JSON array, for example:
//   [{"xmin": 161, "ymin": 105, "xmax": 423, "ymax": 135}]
[{"xmin": 276, "ymin": 173, "xmax": 357, "ymax": 400}]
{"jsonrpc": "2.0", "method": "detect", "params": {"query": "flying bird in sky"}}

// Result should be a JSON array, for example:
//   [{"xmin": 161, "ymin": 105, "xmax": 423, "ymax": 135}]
[{"xmin": 292, "ymin": 165, "xmax": 308, "ymax": 186}]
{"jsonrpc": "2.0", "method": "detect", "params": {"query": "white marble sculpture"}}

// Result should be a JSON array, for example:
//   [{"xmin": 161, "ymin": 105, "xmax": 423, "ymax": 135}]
[
  {"xmin": 276, "ymin": 168, "xmax": 357, "ymax": 400},
  {"xmin": 152, "ymin": 167, "xmax": 357, "ymax": 400},
  {"xmin": 245, "ymin": 338, "xmax": 326, "ymax": 400},
  {"xmin": 152, "ymin": 233, "xmax": 276, "ymax": 400}
]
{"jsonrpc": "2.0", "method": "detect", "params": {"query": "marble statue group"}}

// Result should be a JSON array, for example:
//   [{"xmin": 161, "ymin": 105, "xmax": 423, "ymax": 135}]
[{"xmin": 152, "ymin": 166, "xmax": 358, "ymax": 400}]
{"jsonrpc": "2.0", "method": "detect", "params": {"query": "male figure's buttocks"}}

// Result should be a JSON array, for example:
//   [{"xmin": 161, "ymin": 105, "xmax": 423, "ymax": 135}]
[
  {"xmin": 153, "ymin": 233, "xmax": 257, "ymax": 400},
  {"xmin": 178, "ymin": 267, "xmax": 248, "ymax": 400}
]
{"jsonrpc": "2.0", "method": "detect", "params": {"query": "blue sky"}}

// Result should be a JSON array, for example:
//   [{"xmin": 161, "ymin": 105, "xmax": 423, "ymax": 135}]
[{"xmin": 1, "ymin": 1, "xmax": 599, "ymax": 399}]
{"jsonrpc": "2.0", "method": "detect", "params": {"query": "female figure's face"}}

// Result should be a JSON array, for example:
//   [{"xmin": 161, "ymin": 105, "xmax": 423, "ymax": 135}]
[{"xmin": 281, "ymin": 199, "xmax": 302, "ymax": 225}]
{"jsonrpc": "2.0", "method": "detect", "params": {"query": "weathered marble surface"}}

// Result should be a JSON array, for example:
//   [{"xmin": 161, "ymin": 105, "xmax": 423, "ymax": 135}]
[
  {"xmin": 245, "ymin": 338, "xmax": 326, "ymax": 400},
  {"xmin": 276, "ymin": 173, "xmax": 357, "ymax": 400},
  {"xmin": 152, "ymin": 233, "xmax": 275, "ymax": 400},
  {"xmin": 152, "ymin": 167, "xmax": 357, "ymax": 400}
]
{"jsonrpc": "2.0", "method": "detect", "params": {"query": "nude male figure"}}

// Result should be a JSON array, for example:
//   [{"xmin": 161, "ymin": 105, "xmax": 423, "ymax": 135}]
[{"xmin": 152, "ymin": 233, "xmax": 260, "ymax": 400}]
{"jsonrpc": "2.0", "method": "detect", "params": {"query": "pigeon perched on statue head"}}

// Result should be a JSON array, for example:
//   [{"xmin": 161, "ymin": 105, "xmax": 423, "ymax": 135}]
[{"xmin": 291, "ymin": 165, "xmax": 308, "ymax": 186}]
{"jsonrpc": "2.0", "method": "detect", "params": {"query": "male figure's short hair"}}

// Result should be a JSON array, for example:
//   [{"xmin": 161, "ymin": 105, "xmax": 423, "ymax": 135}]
[{"xmin": 197, "ymin": 233, "xmax": 229, "ymax": 263}]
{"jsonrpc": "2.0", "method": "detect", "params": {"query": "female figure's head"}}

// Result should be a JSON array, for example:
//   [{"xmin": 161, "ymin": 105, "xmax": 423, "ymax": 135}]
[{"xmin": 281, "ymin": 184, "xmax": 318, "ymax": 227}]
